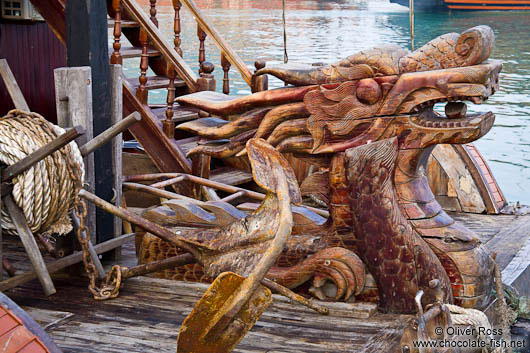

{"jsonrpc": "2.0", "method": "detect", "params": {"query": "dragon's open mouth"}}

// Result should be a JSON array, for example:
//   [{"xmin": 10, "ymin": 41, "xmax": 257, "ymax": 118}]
[{"xmin": 411, "ymin": 98, "xmax": 494, "ymax": 129}]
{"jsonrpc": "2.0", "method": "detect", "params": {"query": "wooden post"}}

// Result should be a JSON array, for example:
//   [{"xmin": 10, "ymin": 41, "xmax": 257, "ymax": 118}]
[
  {"xmin": 65, "ymin": 0, "xmax": 115, "ymax": 244},
  {"xmin": 110, "ymin": 64, "xmax": 123, "ymax": 260},
  {"xmin": 251, "ymin": 60, "xmax": 268, "ymax": 93},
  {"xmin": 54, "ymin": 67, "xmax": 96, "ymax": 244}
]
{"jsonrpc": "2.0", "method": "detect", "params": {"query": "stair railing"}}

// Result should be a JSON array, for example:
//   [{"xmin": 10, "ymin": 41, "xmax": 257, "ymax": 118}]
[
  {"xmin": 120, "ymin": 0, "xmax": 198, "ymax": 92},
  {"xmin": 179, "ymin": 0, "xmax": 269, "ymax": 94}
]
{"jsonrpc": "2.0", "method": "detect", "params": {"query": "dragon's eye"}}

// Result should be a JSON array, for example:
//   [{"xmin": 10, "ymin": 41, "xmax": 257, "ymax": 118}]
[{"xmin": 356, "ymin": 78, "xmax": 382, "ymax": 105}]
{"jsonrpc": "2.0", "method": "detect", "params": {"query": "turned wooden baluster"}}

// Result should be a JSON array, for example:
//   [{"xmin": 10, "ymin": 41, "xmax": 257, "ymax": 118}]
[
  {"xmin": 163, "ymin": 0, "xmax": 183, "ymax": 138},
  {"xmin": 197, "ymin": 25, "xmax": 206, "ymax": 74},
  {"xmin": 251, "ymin": 59, "xmax": 268, "ymax": 93},
  {"xmin": 110, "ymin": 0, "xmax": 122, "ymax": 65},
  {"xmin": 221, "ymin": 54, "xmax": 231, "ymax": 95},
  {"xmin": 149, "ymin": 0, "xmax": 158, "ymax": 27},
  {"xmin": 163, "ymin": 66, "xmax": 176, "ymax": 139},
  {"xmin": 172, "ymin": 0, "xmax": 182, "ymax": 57},
  {"xmin": 137, "ymin": 29, "xmax": 149, "ymax": 104}
]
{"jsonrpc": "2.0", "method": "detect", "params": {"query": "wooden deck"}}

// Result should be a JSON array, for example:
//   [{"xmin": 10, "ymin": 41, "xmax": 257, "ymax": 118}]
[{"xmin": 2, "ymin": 212, "xmax": 529, "ymax": 353}]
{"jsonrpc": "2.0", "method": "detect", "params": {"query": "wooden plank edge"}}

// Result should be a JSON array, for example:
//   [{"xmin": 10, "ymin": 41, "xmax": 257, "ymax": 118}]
[
  {"xmin": 501, "ymin": 233, "xmax": 530, "ymax": 297},
  {"xmin": 454, "ymin": 145, "xmax": 497, "ymax": 213}
]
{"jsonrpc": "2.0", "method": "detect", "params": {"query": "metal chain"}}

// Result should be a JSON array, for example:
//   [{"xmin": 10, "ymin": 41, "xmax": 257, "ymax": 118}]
[{"xmin": 73, "ymin": 197, "xmax": 122, "ymax": 300}]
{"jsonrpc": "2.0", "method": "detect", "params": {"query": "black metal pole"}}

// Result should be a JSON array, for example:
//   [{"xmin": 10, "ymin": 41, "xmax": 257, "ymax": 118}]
[{"xmin": 66, "ymin": 0, "xmax": 114, "ymax": 246}]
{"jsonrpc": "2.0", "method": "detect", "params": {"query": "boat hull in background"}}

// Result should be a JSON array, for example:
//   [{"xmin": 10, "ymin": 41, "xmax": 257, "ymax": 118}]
[{"xmin": 390, "ymin": 0, "xmax": 530, "ymax": 10}]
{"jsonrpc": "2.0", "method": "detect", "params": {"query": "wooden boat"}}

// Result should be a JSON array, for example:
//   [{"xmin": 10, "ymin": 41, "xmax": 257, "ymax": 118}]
[
  {"xmin": 0, "ymin": 1, "xmax": 529, "ymax": 352},
  {"xmin": 390, "ymin": 0, "xmax": 530, "ymax": 11},
  {"xmin": 0, "ymin": 292, "xmax": 60, "ymax": 353}
]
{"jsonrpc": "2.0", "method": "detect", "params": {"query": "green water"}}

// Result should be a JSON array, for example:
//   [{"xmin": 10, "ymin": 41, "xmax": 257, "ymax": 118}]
[{"xmin": 128, "ymin": 0, "xmax": 530, "ymax": 204}]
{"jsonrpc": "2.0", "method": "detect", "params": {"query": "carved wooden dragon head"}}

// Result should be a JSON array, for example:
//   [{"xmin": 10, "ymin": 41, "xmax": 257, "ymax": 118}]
[{"xmin": 177, "ymin": 26, "xmax": 501, "ymax": 160}]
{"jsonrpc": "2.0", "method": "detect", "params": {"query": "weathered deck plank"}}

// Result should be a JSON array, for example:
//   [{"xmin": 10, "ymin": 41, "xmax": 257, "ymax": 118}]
[
  {"xmin": 7, "ymin": 275, "xmax": 406, "ymax": 353},
  {"xmin": 1, "ymin": 212, "xmax": 528, "ymax": 352}
]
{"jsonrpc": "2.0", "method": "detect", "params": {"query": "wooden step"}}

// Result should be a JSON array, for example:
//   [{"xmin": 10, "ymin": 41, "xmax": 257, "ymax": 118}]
[
  {"xmin": 126, "ymin": 76, "xmax": 186, "ymax": 91},
  {"xmin": 210, "ymin": 167, "xmax": 253, "ymax": 186},
  {"xmin": 107, "ymin": 19, "xmax": 140, "ymax": 28},
  {"xmin": 173, "ymin": 138, "xmax": 253, "ymax": 186},
  {"xmin": 175, "ymin": 136, "xmax": 200, "ymax": 155},
  {"xmin": 119, "ymin": 46, "xmax": 161, "ymax": 59},
  {"xmin": 152, "ymin": 106, "xmax": 199, "ymax": 124}
]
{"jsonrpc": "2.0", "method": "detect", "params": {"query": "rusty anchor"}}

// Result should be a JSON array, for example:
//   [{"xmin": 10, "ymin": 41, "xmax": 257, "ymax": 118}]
[{"xmin": 79, "ymin": 138, "xmax": 316, "ymax": 352}]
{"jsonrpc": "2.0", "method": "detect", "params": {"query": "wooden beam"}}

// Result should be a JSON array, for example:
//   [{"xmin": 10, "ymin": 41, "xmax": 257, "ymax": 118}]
[
  {"xmin": 3, "ymin": 195, "xmax": 56, "ymax": 296},
  {"xmin": 0, "ymin": 59, "xmax": 30, "ymax": 111},
  {"xmin": 79, "ymin": 112, "xmax": 140, "ymax": 157},
  {"xmin": 28, "ymin": 0, "xmax": 66, "ymax": 45},
  {"xmin": 122, "ymin": 81, "xmax": 192, "ymax": 175},
  {"xmin": 0, "ymin": 233, "xmax": 135, "ymax": 292}
]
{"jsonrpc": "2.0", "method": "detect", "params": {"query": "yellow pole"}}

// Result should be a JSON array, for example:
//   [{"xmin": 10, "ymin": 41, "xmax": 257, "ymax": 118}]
[
  {"xmin": 283, "ymin": 0, "xmax": 288, "ymax": 63},
  {"xmin": 409, "ymin": 0, "xmax": 415, "ymax": 51}
]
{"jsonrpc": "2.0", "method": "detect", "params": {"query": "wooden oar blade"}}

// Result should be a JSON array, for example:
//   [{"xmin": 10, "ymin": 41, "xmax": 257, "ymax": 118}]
[{"xmin": 177, "ymin": 272, "xmax": 272, "ymax": 353}]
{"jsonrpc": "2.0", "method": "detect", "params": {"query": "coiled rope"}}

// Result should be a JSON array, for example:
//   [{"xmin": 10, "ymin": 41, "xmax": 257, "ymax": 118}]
[{"xmin": 0, "ymin": 109, "xmax": 84, "ymax": 237}]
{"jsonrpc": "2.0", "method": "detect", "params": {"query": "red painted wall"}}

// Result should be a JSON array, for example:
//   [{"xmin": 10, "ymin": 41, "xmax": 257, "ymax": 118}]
[{"xmin": 0, "ymin": 20, "xmax": 65, "ymax": 123}]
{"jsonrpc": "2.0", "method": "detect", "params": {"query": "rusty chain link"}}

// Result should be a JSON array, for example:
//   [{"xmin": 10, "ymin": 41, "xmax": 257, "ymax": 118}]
[{"xmin": 73, "ymin": 197, "xmax": 122, "ymax": 300}]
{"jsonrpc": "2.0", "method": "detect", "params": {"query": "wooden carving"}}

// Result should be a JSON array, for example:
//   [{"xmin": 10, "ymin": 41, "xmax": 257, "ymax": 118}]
[{"xmin": 144, "ymin": 26, "xmax": 501, "ymax": 314}]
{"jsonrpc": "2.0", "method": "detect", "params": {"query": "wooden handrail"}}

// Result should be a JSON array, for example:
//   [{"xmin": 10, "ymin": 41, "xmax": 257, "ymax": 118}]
[
  {"xmin": 180, "ymin": 0, "xmax": 253, "ymax": 87},
  {"xmin": 122, "ymin": 0, "xmax": 198, "ymax": 92}
]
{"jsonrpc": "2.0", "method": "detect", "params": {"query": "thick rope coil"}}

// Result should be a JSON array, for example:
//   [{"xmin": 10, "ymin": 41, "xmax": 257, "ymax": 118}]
[
  {"xmin": 0, "ymin": 110, "xmax": 122, "ymax": 300},
  {"xmin": 0, "ymin": 109, "xmax": 84, "ymax": 237}
]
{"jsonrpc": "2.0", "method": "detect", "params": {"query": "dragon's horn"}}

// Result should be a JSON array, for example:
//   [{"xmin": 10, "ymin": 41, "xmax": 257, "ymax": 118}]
[{"xmin": 255, "ymin": 63, "xmax": 374, "ymax": 86}]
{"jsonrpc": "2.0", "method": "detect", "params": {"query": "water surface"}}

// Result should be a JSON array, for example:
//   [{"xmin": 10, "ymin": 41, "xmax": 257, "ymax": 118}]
[{"xmin": 133, "ymin": 0, "xmax": 530, "ymax": 204}]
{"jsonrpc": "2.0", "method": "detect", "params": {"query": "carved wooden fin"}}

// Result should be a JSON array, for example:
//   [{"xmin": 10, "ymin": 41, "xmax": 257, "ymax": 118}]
[
  {"xmin": 162, "ymin": 199, "xmax": 217, "ymax": 225},
  {"xmin": 200, "ymin": 201, "xmax": 246, "ymax": 226},
  {"xmin": 237, "ymin": 202, "xmax": 326, "ymax": 234}
]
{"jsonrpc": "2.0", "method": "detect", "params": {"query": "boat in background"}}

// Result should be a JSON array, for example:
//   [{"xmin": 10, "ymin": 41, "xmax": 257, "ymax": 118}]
[{"xmin": 390, "ymin": 0, "xmax": 530, "ymax": 11}]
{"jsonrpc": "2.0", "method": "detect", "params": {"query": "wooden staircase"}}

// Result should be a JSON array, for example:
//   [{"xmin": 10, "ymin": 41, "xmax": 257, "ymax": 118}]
[{"xmin": 30, "ymin": 0, "xmax": 261, "ymax": 196}]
